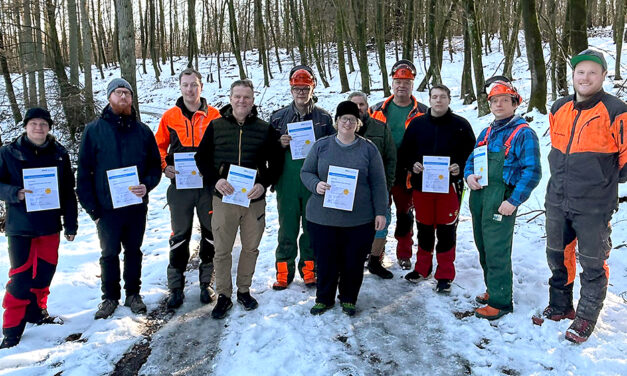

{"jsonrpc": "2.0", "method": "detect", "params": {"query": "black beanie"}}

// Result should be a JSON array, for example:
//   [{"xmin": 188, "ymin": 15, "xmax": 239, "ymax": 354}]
[
  {"xmin": 335, "ymin": 101, "xmax": 360, "ymax": 121},
  {"xmin": 23, "ymin": 107, "xmax": 53, "ymax": 128}
]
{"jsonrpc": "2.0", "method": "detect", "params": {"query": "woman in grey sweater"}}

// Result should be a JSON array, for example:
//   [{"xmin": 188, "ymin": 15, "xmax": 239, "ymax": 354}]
[{"xmin": 301, "ymin": 101, "xmax": 388, "ymax": 316}]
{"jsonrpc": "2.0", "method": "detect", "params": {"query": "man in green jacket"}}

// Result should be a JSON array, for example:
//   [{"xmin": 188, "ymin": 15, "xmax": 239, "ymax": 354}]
[{"xmin": 349, "ymin": 92, "xmax": 397, "ymax": 279}]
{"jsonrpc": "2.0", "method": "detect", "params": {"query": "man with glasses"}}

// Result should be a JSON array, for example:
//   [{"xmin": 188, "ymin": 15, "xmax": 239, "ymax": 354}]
[
  {"xmin": 155, "ymin": 68, "xmax": 221, "ymax": 310},
  {"xmin": 269, "ymin": 65, "xmax": 335, "ymax": 290},
  {"xmin": 77, "ymin": 78, "xmax": 162, "ymax": 319},
  {"xmin": 370, "ymin": 60, "xmax": 428, "ymax": 270}
]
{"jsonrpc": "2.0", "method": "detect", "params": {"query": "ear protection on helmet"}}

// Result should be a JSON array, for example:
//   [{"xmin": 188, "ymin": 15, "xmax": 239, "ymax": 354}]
[{"xmin": 484, "ymin": 75, "xmax": 522, "ymax": 105}]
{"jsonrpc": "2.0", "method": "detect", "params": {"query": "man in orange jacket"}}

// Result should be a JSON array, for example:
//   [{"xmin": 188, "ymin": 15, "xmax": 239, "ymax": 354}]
[
  {"xmin": 155, "ymin": 68, "xmax": 221, "ymax": 309},
  {"xmin": 544, "ymin": 49, "xmax": 627, "ymax": 343},
  {"xmin": 370, "ymin": 60, "xmax": 428, "ymax": 270}
]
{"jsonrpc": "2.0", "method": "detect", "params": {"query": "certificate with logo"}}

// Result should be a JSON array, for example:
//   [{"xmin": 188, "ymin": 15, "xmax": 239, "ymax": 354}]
[
  {"xmin": 222, "ymin": 165, "xmax": 257, "ymax": 208},
  {"xmin": 22, "ymin": 167, "xmax": 60, "ymax": 212},
  {"xmin": 174, "ymin": 152, "xmax": 203, "ymax": 189},
  {"xmin": 106, "ymin": 166, "xmax": 142, "ymax": 209},
  {"xmin": 323, "ymin": 165, "xmax": 359, "ymax": 211},
  {"xmin": 474, "ymin": 146, "xmax": 488, "ymax": 186},
  {"xmin": 288, "ymin": 120, "xmax": 316, "ymax": 160},
  {"xmin": 422, "ymin": 156, "xmax": 450, "ymax": 194}
]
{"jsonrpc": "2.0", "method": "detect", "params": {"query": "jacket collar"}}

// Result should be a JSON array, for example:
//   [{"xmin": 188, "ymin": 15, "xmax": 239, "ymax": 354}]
[
  {"xmin": 219, "ymin": 104, "xmax": 259, "ymax": 124},
  {"xmin": 101, "ymin": 104, "xmax": 138, "ymax": 127},
  {"xmin": 290, "ymin": 100, "xmax": 315, "ymax": 119},
  {"xmin": 573, "ymin": 90, "xmax": 605, "ymax": 111},
  {"xmin": 176, "ymin": 96, "xmax": 209, "ymax": 118}
]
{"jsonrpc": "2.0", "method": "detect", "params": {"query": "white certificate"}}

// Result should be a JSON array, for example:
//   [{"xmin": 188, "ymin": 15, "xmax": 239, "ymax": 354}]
[
  {"xmin": 422, "ymin": 156, "xmax": 450, "ymax": 194},
  {"xmin": 106, "ymin": 166, "xmax": 143, "ymax": 209},
  {"xmin": 174, "ymin": 152, "xmax": 203, "ymax": 189},
  {"xmin": 22, "ymin": 167, "xmax": 60, "ymax": 212},
  {"xmin": 323, "ymin": 165, "xmax": 359, "ymax": 211},
  {"xmin": 222, "ymin": 165, "xmax": 257, "ymax": 208},
  {"xmin": 287, "ymin": 120, "xmax": 316, "ymax": 160},
  {"xmin": 473, "ymin": 145, "xmax": 488, "ymax": 187}
]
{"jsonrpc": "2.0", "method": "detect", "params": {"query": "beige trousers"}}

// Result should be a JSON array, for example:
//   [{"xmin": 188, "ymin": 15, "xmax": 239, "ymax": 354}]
[{"xmin": 212, "ymin": 196, "xmax": 266, "ymax": 298}]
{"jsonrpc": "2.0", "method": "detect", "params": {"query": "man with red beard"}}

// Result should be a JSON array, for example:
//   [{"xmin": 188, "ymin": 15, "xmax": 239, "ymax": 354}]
[{"xmin": 77, "ymin": 78, "xmax": 162, "ymax": 320}]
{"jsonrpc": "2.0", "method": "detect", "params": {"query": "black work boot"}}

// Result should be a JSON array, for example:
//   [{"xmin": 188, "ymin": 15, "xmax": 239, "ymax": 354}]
[
  {"xmin": 0, "ymin": 336, "xmax": 20, "ymax": 349},
  {"xmin": 167, "ymin": 288, "xmax": 185, "ymax": 309},
  {"xmin": 236, "ymin": 291, "xmax": 259, "ymax": 311},
  {"xmin": 367, "ymin": 256, "xmax": 393, "ymax": 279},
  {"xmin": 200, "ymin": 283, "xmax": 216, "ymax": 304},
  {"xmin": 211, "ymin": 294, "xmax": 233, "ymax": 319},
  {"xmin": 94, "ymin": 299, "xmax": 119, "ymax": 320}
]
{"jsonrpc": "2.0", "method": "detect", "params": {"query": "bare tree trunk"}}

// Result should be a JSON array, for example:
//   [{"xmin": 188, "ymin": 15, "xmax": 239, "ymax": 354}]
[
  {"xmin": 115, "ymin": 0, "xmax": 140, "ymax": 117},
  {"xmin": 254, "ymin": 0, "xmax": 269, "ymax": 86},
  {"xmin": 334, "ymin": 0, "xmax": 350, "ymax": 93},
  {"xmin": 288, "ymin": 0, "xmax": 307, "ymax": 65},
  {"xmin": 375, "ymin": 0, "xmax": 389, "ymax": 96},
  {"xmin": 169, "ymin": 0, "xmax": 175, "ymax": 75},
  {"xmin": 32, "ymin": 0, "xmax": 47, "ymax": 108},
  {"xmin": 461, "ymin": 15, "xmax": 476, "ymax": 105},
  {"xmin": 426, "ymin": 0, "xmax": 441, "ymax": 86},
  {"xmin": 303, "ymin": 0, "xmax": 329, "ymax": 87},
  {"xmin": 502, "ymin": 0, "xmax": 521, "ymax": 79},
  {"xmin": 139, "ymin": 0, "xmax": 148, "ymax": 74},
  {"xmin": 351, "ymin": 0, "xmax": 370, "ymax": 93},
  {"xmin": 557, "ymin": 0, "xmax": 570, "ymax": 96},
  {"xmin": 227, "ymin": 0, "xmax": 246, "ymax": 78},
  {"xmin": 80, "ymin": 0, "xmax": 95, "ymax": 117},
  {"xmin": 402, "ymin": 0, "xmax": 415, "ymax": 60},
  {"xmin": 464, "ymin": 0, "xmax": 489, "ymax": 116},
  {"xmin": 67, "ymin": 0, "xmax": 80, "ymax": 86},
  {"xmin": 521, "ymin": 0, "xmax": 547, "ymax": 114},
  {"xmin": 615, "ymin": 0, "xmax": 625, "ymax": 81},
  {"xmin": 149, "ymin": 0, "xmax": 161, "ymax": 81},
  {"xmin": 0, "ymin": 13, "xmax": 23, "ymax": 123},
  {"xmin": 187, "ymin": 0, "xmax": 198, "ymax": 68},
  {"xmin": 569, "ymin": 0, "xmax": 588, "ymax": 54},
  {"xmin": 159, "ymin": 0, "xmax": 166, "ymax": 64},
  {"xmin": 23, "ymin": 0, "xmax": 37, "ymax": 107}
]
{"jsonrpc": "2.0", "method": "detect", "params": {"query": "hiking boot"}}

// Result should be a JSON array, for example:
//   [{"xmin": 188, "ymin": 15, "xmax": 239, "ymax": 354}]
[
  {"xmin": 475, "ymin": 292, "xmax": 489, "ymax": 305},
  {"xmin": 542, "ymin": 305, "xmax": 576, "ymax": 322},
  {"xmin": 304, "ymin": 276, "xmax": 317, "ymax": 288},
  {"xmin": 368, "ymin": 257, "xmax": 393, "ymax": 279},
  {"xmin": 310, "ymin": 302, "xmax": 333, "ymax": 315},
  {"xmin": 474, "ymin": 305, "xmax": 511, "ymax": 320},
  {"xmin": 0, "ymin": 336, "xmax": 20, "ymax": 349},
  {"xmin": 124, "ymin": 294, "xmax": 147, "ymax": 314},
  {"xmin": 341, "ymin": 302, "xmax": 356, "ymax": 316},
  {"xmin": 211, "ymin": 294, "xmax": 233, "ymax": 319},
  {"xmin": 404, "ymin": 271, "xmax": 429, "ymax": 283},
  {"xmin": 34, "ymin": 309, "xmax": 64, "ymax": 325},
  {"xmin": 272, "ymin": 280, "xmax": 289, "ymax": 290},
  {"xmin": 565, "ymin": 317, "xmax": 596, "ymax": 344},
  {"xmin": 435, "ymin": 279, "xmax": 452, "ymax": 294},
  {"xmin": 398, "ymin": 258, "xmax": 412, "ymax": 270},
  {"xmin": 94, "ymin": 299, "xmax": 118, "ymax": 320},
  {"xmin": 167, "ymin": 288, "xmax": 185, "ymax": 309},
  {"xmin": 236, "ymin": 291, "xmax": 259, "ymax": 311},
  {"xmin": 200, "ymin": 283, "xmax": 216, "ymax": 304}
]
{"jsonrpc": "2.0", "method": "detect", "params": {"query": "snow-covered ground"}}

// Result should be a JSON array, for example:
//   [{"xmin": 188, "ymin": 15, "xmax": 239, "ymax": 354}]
[{"xmin": 1, "ymin": 32, "xmax": 626, "ymax": 375}]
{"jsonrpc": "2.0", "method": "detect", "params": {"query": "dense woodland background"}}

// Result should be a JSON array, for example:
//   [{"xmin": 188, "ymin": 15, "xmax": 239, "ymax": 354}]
[{"xmin": 0, "ymin": 0, "xmax": 625, "ymax": 144}]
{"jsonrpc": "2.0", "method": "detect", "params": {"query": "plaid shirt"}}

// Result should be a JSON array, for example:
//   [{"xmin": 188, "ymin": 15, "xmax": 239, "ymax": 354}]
[{"xmin": 464, "ymin": 115, "xmax": 542, "ymax": 207}]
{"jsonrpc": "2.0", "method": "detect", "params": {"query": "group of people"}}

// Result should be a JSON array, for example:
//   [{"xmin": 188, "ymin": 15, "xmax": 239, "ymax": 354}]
[{"xmin": 0, "ymin": 48, "xmax": 625, "ymax": 349}]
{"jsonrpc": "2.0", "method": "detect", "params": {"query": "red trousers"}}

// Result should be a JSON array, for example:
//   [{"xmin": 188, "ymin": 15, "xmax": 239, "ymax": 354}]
[
  {"xmin": 391, "ymin": 185, "xmax": 415, "ymax": 259},
  {"xmin": 2, "ymin": 233, "xmax": 60, "ymax": 338},
  {"xmin": 412, "ymin": 185, "xmax": 459, "ymax": 280}
]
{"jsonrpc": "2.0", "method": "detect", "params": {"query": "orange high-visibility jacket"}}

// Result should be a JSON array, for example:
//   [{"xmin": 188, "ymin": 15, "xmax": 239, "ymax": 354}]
[
  {"xmin": 155, "ymin": 98, "xmax": 221, "ymax": 170},
  {"xmin": 547, "ymin": 90, "xmax": 627, "ymax": 214},
  {"xmin": 368, "ymin": 95, "xmax": 428, "ymax": 129}
]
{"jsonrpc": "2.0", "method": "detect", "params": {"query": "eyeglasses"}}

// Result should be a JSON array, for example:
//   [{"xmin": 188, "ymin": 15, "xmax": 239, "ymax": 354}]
[
  {"xmin": 113, "ymin": 89, "xmax": 132, "ymax": 98},
  {"xmin": 291, "ymin": 87, "xmax": 311, "ymax": 94},
  {"xmin": 338, "ymin": 116, "xmax": 357, "ymax": 125}
]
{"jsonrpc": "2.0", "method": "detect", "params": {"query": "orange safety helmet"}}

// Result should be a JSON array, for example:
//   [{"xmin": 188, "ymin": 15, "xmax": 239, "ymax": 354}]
[
  {"xmin": 289, "ymin": 65, "xmax": 316, "ymax": 87},
  {"xmin": 391, "ymin": 59, "xmax": 417, "ymax": 80},
  {"xmin": 485, "ymin": 76, "xmax": 522, "ymax": 105}
]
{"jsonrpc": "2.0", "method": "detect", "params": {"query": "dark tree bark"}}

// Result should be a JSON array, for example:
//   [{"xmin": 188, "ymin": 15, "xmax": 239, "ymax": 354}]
[
  {"xmin": 375, "ymin": 0, "xmax": 389, "ymax": 96},
  {"xmin": 401, "ymin": 0, "xmax": 415, "ymax": 60},
  {"xmin": 521, "ymin": 0, "xmax": 547, "ymax": 114},
  {"xmin": 227, "ymin": 0, "xmax": 246, "ymax": 78},
  {"xmin": 615, "ymin": 0, "xmax": 625, "ymax": 80},
  {"xmin": 79, "ymin": 0, "xmax": 95, "ymax": 117},
  {"xmin": 115, "ymin": 0, "xmax": 140, "ymax": 117},
  {"xmin": 0, "ymin": 15, "xmax": 22, "ymax": 124},
  {"xmin": 22, "ymin": 0, "xmax": 37, "ymax": 107},
  {"xmin": 464, "ymin": 0, "xmax": 489, "ymax": 116},
  {"xmin": 67, "ymin": 0, "xmax": 80, "ymax": 86},
  {"xmin": 254, "ymin": 0, "xmax": 269, "ymax": 86},
  {"xmin": 569, "ymin": 0, "xmax": 588, "ymax": 54},
  {"xmin": 288, "ymin": 0, "xmax": 307, "ymax": 65},
  {"xmin": 501, "ymin": 0, "xmax": 521, "ymax": 80},
  {"xmin": 351, "ymin": 0, "xmax": 370, "ymax": 93},
  {"xmin": 334, "ymin": 0, "xmax": 350, "ymax": 93},
  {"xmin": 461, "ymin": 13, "xmax": 476, "ymax": 105},
  {"xmin": 149, "ymin": 0, "xmax": 161, "ymax": 81},
  {"xmin": 33, "ymin": 0, "xmax": 47, "ymax": 108},
  {"xmin": 187, "ymin": 0, "xmax": 198, "ymax": 69},
  {"xmin": 303, "ymin": 0, "xmax": 329, "ymax": 87}
]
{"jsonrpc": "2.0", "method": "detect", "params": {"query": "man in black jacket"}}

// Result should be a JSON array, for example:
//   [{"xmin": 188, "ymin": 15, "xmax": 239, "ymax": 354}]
[
  {"xmin": 398, "ymin": 85, "xmax": 475, "ymax": 293},
  {"xmin": 77, "ymin": 78, "xmax": 162, "ymax": 320},
  {"xmin": 195, "ymin": 79, "xmax": 280, "ymax": 319},
  {"xmin": 0, "ymin": 108, "xmax": 78, "ymax": 348}
]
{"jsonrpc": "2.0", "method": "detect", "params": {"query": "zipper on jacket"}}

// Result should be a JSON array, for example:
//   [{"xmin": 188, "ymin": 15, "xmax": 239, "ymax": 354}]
[
  {"xmin": 565, "ymin": 110, "xmax": 581, "ymax": 155},
  {"xmin": 238, "ymin": 124, "xmax": 243, "ymax": 166},
  {"xmin": 563, "ymin": 109, "xmax": 582, "ymax": 211},
  {"xmin": 191, "ymin": 115, "xmax": 195, "ymax": 147},
  {"xmin": 621, "ymin": 120, "xmax": 624, "ymax": 144},
  {"xmin": 185, "ymin": 120, "xmax": 189, "ymax": 138},
  {"xmin": 576, "ymin": 115, "xmax": 601, "ymax": 144}
]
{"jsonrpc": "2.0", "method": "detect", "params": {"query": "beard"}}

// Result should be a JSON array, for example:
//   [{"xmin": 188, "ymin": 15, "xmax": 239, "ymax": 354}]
[{"xmin": 110, "ymin": 100, "xmax": 133, "ymax": 116}]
